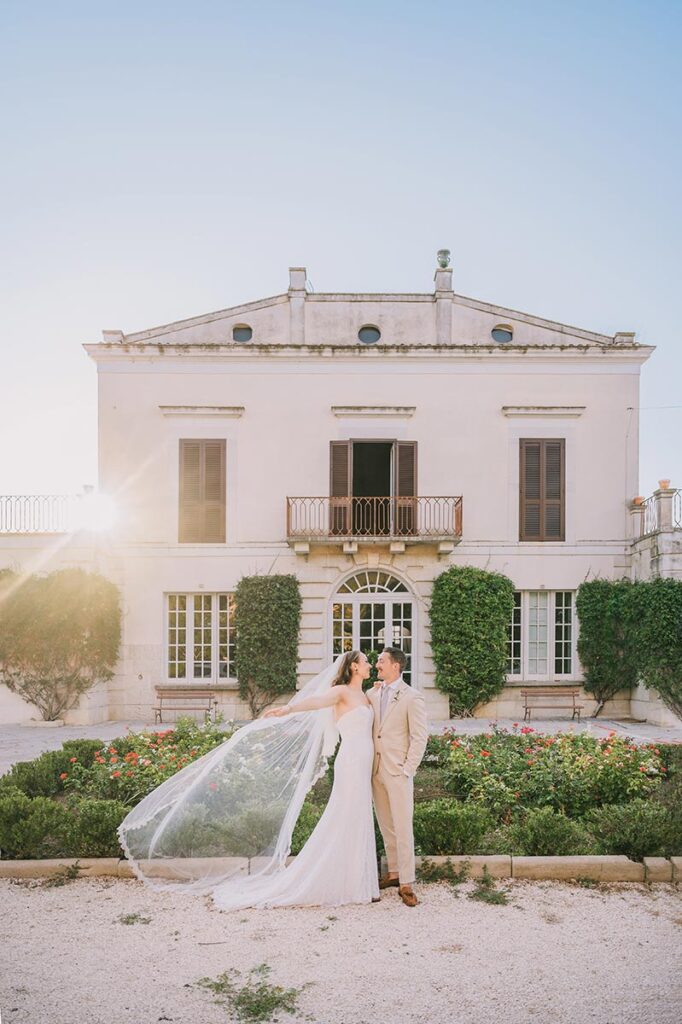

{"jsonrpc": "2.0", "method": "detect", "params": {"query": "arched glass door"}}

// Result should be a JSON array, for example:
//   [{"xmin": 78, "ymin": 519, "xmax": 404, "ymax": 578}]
[{"xmin": 330, "ymin": 571, "xmax": 414, "ymax": 683}]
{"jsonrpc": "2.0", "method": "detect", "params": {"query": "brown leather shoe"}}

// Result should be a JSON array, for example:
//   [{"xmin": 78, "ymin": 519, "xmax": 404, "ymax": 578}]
[
  {"xmin": 399, "ymin": 885, "xmax": 419, "ymax": 907},
  {"xmin": 379, "ymin": 875, "xmax": 400, "ymax": 889}
]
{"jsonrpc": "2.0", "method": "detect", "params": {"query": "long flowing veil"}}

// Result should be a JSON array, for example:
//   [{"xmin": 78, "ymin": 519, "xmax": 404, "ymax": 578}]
[{"xmin": 116, "ymin": 656, "xmax": 343, "ymax": 897}]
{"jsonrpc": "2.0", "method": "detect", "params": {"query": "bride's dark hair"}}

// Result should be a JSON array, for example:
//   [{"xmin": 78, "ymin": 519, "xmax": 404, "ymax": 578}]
[{"xmin": 332, "ymin": 649, "xmax": 363, "ymax": 686}]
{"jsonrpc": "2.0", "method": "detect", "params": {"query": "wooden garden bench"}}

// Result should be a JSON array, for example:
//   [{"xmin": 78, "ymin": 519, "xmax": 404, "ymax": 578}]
[
  {"xmin": 153, "ymin": 687, "xmax": 217, "ymax": 724},
  {"xmin": 521, "ymin": 687, "xmax": 583, "ymax": 721}
]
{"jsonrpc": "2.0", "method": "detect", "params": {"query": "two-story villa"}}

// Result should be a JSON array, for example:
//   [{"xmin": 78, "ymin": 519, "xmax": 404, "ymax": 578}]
[{"xmin": 2, "ymin": 255, "xmax": 679, "ymax": 726}]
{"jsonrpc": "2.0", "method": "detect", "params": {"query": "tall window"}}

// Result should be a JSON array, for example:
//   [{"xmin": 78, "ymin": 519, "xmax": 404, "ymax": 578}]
[
  {"xmin": 506, "ymin": 590, "xmax": 575, "ymax": 679},
  {"xmin": 519, "ymin": 438, "xmax": 565, "ymax": 541},
  {"xmin": 167, "ymin": 593, "xmax": 236, "ymax": 681},
  {"xmin": 179, "ymin": 439, "xmax": 226, "ymax": 543}
]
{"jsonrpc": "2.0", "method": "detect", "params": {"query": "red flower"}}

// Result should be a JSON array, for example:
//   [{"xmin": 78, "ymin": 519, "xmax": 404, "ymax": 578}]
[
  {"xmin": 110, "ymin": 756, "xmax": 118, "ymax": 763},
  {"xmin": 108, "ymin": 747, "xmax": 117, "ymax": 754},
  {"xmin": 59, "ymin": 772, "xmax": 68, "ymax": 780},
  {"xmin": 125, "ymin": 771, "xmax": 134, "ymax": 777},
  {"xmin": 480, "ymin": 750, "xmax": 491, "ymax": 757},
  {"xmin": 159, "ymin": 764, "xmax": 166, "ymax": 770},
  {"xmin": 512, "ymin": 722, "xmax": 519, "ymax": 728},
  {"xmin": 466, "ymin": 753, "xmax": 474, "ymax": 760},
  {"xmin": 524, "ymin": 747, "xmax": 532, "ymax": 754},
  {"xmin": 639, "ymin": 766, "xmax": 647, "ymax": 772},
  {"xmin": 111, "ymin": 770, "xmax": 121, "ymax": 778},
  {"xmin": 208, "ymin": 782, "xmax": 218, "ymax": 791},
  {"xmin": 527, "ymin": 760, "xmax": 534, "ymax": 766},
  {"xmin": 520, "ymin": 726, "xmax": 535, "ymax": 734},
  {"xmin": 69, "ymin": 757, "xmax": 78, "ymax": 763}
]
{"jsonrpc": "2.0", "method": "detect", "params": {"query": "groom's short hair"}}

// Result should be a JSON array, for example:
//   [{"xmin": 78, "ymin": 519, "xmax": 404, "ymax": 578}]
[{"xmin": 383, "ymin": 647, "xmax": 407, "ymax": 672}]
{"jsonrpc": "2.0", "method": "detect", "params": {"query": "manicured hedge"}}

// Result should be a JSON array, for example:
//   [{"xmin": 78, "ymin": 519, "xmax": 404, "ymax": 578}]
[{"xmin": 1, "ymin": 722, "xmax": 680, "ymax": 861}]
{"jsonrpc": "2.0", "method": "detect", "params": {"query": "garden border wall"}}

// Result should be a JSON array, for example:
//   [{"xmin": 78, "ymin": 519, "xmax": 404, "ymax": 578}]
[{"xmin": 1, "ymin": 854, "xmax": 680, "ymax": 883}]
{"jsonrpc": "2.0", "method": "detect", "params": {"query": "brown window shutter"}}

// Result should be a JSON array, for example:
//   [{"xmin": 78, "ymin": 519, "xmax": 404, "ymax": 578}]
[
  {"xmin": 329, "ymin": 441, "xmax": 351, "ymax": 535},
  {"xmin": 519, "ymin": 439, "xmax": 564, "ymax": 541},
  {"xmin": 395, "ymin": 441, "xmax": 417, "ymax": 536},
  {"xmin": 179, "ymin": 439, "xmax": 226, "ymax": 543},
  {"xmin": 543, "ymin": 439, "xmax": 564, "ymax": 540}
]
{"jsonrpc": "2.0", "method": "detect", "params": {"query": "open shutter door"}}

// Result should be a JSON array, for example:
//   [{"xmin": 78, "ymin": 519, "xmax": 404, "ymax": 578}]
[
  {"xmin": 395, "ymin": 441, "xmax": 417, "ymax": 536},
  {"xmin": 179, "ymin": 441, "xmax": 203, "ymax": 542},
  {"xmin": 329, "ymin": 441, "xmax": 351, "ymax": 535},
  {"xmin": 543, "ymin": 439, "xmax": 565, "ymax": 540},
  {"xmin": 203, "ymin": 440, "xmax": 226, "ymax": 543}
]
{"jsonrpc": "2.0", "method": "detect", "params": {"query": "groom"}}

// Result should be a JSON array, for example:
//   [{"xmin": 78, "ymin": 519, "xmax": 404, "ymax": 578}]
[{"xmin": 368, "ymin": 647, "xmax": 428, "ymax": 907}]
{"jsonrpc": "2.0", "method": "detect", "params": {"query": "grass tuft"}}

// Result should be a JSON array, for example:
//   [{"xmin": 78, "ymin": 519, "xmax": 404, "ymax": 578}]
[{"xmin": 194, "ymin": 963, "xmax": 312, "ymax": 1023}]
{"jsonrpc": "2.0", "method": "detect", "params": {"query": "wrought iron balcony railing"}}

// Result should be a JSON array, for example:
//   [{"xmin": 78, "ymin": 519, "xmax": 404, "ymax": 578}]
[
  {"xmin": 286, "ymin": 496, "xmax": 463, "ymax": 542},
  {"xmin": 0, "ymin": 495, "xmax": 76, "ymax": 534}
]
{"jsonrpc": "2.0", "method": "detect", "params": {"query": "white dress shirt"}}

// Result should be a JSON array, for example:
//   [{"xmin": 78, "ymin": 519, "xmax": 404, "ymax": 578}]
[{"xmin": 379, "ymin": 675, "xmax": 411, "ymax": 776}]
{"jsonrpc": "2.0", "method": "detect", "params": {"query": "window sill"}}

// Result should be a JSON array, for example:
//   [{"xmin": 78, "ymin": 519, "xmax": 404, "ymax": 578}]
[{"xmin": 161, "ymin": 681, "xmax": 240, "ymax": 691}]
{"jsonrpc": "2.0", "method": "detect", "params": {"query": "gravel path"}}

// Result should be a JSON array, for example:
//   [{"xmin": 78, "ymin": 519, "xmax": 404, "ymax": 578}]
[{"xmin": 2, "ymin": 876, "xmax": 681, "ymax": 1024}]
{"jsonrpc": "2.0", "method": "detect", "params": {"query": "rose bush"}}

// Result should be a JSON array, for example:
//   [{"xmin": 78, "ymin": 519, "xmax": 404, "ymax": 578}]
[{"xmin": 61, "ymin": 715, "xmax": 235, "ymax": 807}]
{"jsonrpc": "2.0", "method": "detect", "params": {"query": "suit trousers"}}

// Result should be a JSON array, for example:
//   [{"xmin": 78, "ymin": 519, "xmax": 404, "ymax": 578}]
[{"xmin": 372, "ymin": 760, "xmax": 415, "ymax": 885}]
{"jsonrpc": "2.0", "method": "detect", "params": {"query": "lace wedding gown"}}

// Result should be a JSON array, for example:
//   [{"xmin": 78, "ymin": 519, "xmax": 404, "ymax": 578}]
[{"xmin": 211, "ymin": 703, "xmax": 380, "ymax": 910}]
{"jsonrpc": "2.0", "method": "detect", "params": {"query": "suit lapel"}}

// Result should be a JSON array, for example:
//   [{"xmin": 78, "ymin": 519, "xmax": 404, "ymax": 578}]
[{"xmin": 380, "ymin": 679, "xmax": 407, "ymax": 727}]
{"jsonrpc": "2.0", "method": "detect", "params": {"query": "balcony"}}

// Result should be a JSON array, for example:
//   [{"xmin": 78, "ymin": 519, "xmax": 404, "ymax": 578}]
[
  {"xmin": 0, "ymin": 495, "xmax": 76, "ymax": 534},
  {"xmin": 286, "ymin": 495, "xmax": 463, "ymax": 554}
]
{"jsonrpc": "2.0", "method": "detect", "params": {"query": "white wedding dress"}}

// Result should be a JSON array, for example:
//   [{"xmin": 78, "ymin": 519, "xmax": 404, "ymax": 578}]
[{"xmin": 211, "ymin": 703, "xmax": 380, "ymax": 910}]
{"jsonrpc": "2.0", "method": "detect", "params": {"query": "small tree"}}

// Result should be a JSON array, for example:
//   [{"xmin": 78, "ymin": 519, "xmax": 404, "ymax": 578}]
[
  {"xmin": 429, "ymin": 565, "xmax": 515, "ymax": 717},
  {"xmin": 234, "ymin": 573, "xmax": 302, "ymax": 718},
  {"xmin": 0, "ymin": 567, "xmax": 121, "ymax": 721},
  {"xmin": 576, "ymin": 578, "xmax": 639, "ymax": 716},
  {"xmin": 631, "ymin": 577, "xmax": 682, "ymax": 720}
]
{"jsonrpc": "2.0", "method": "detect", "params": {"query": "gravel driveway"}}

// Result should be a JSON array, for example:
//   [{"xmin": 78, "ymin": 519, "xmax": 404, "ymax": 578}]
[{"xmin": 2, "ymin": 876, "xmax": 681, "ymax": 1024}]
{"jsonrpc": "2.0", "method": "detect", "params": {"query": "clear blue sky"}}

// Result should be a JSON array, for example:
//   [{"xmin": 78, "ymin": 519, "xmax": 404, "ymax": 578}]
[{"xmin": 1, "ymin": 0, "xmax": 680, "ymax": 497}]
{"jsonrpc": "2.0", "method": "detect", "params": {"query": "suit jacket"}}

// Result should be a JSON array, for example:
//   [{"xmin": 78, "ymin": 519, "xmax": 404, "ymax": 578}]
[{"xmin": 368, "ymin": 678, "xmax": 429, "ymax": 778}]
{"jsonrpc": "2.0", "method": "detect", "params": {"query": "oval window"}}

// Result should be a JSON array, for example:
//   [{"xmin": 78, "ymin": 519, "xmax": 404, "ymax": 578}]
[
  {"xmin": 358, "ymin": 325, "xmax": 381, "ymax": 344},
  {"xmin": 491, "ymin": 325, "xmax": 513, "ymax": 343},
  {"xmin": 233, "ymin": 325, "xmax": 253, "ymax": 343}
]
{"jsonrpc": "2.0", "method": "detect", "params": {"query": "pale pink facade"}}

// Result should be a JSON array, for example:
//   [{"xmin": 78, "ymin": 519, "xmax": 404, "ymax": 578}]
[{"xmin": 2, "ymin": 261, "xmax": 679, "ymax": 726}]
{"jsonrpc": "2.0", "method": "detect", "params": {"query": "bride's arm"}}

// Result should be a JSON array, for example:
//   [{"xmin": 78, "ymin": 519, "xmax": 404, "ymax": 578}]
[{"xmin": 261, "ymin": 687, "xmax": 344, "ymax": 718}]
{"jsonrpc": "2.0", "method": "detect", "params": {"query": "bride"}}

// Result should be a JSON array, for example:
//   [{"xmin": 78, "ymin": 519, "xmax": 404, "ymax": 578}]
[{"xmin": 116, "ymin": 650, "xmax": 380, "ymax": 910}]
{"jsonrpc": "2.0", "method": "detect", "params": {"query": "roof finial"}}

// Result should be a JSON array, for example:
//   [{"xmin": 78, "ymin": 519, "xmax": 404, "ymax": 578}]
[{"xmin": 436, "ymin": 248, "xmax": 451, "ymax": 269}]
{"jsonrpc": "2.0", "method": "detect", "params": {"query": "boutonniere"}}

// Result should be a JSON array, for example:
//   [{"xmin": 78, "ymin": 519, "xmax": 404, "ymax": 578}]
[{"xmin": 392, "ymin": 690, "xmax": 402, "ymax": 703}]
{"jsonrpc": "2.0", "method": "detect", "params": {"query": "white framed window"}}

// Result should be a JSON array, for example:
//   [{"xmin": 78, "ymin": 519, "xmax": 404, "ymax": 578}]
[
  {"xmin": 166, "ymin": 592, "xmax": 237, "ymax": 682},
  {"xmin": 506, "ymin": 590, "xmax": 577, "ymax": 680}
]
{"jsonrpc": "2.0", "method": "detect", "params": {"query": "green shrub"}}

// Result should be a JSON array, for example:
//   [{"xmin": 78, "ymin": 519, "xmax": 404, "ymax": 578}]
[
  {"xmin": 0, "ymin": 749, "xmax": 74, "ymax": 798},
  {"xmin": 0, "ymin": 567, "xmax": 121, "ymax": 721},
  {"xmin": 413, "ymin": 798, "xmax": 495, "ymax": 855},
  {"xmin": 0, "ymin": 791, "xmax": 73, "ymax": 858},
  {"xmin": 584, "ymin": 799, "xmax": 681, "ymax": 860},
  {"xmin": 291, "ymin": 802, "xmax": 323, "ymax": 854},
  {"xmin": 505, "ymin": 807, "xmax": 598, "ymax": 856},
  {"xmin": 429, "ymin": 566, "xmax": 515, "ymax": 716},
  {"xmin": 65, "ymin": 798, "xmax": 129, "ymax": 857},
  {"xmin": 61, "ymin": 739, "xmax": 106, "ymax": 764},
  {"xmin": 235, "ymin": 574, "xmax": 302, "ymax": 718},
  {"xmin": 631, "ymin": 578, "xmax": 682, "ymax": 719},
  {"xmin": 576, "ymin": 578, "xmax": 639, "ymax": 715}
]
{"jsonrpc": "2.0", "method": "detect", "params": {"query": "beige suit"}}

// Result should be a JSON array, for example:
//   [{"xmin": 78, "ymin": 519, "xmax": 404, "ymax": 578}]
[{"xmin": 368, "ymin": 677, "xmax": 428, "ymax": 885}]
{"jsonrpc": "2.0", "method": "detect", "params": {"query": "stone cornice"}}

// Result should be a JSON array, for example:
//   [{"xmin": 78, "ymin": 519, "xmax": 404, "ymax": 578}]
[
  {"xmin": 331, "ymin": 405, "xmax": 416, "ymax": 418},
  {"xmin": 159, "ymin": 405, "xmax": 245, "ymax": 418},
  {"xmin": 84, "ymin": 342, "xmax": 654, "ymax": 367},
  {"xmin": 501, "ymin": 405, "xmax": 586, "ymax": 418}
]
